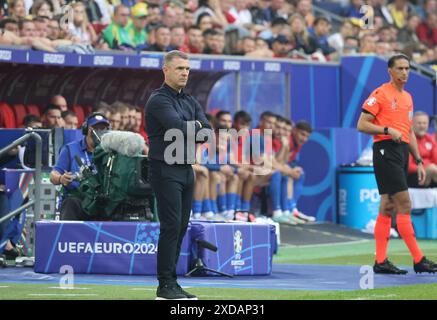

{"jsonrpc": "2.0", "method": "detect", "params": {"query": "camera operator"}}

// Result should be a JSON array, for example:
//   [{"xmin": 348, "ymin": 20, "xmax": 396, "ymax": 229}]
[{"xmin": 49, "ymin": 113, "xmax": 111, "ymax": 220}]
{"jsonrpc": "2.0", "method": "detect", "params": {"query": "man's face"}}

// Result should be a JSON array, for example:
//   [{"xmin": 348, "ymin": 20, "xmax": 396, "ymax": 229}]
[
  {"xmin": 389, "ymin": 58, "xmax": 410, "ymax": 85},
  {"xmin": 43, "ymin": 109, "xmax": 63, "ymax": 128},
  {"xmin": 413, "ymin": 115, "xmax": 429, "ymax": 137},
  {"xmin": 52, "ymin": 96, "xmax": 68, "ymax": 111},
  {"xmin": 20, "ymin": 22, "xmax": 36, "ymax": 37},
  {"xmin": 234, "ymin": 119, "xmax": 250, "ymax": 131},
  {"xmin": 47, "ymin": 20, "xmax": 60, "ymax": 39},
  {"xmin": 115, "ymin": 7, "xmax": 130, "ymax": 27},
  {"xmin": 34, "ymin": 21, "xmax": 48, "ymax": 38},
  {"xmin": 121, "ymin": 110, "xmax": 130, "ymax": 129},
  {"xmin": 163, "ymin": 57, "xmax": 190, "ymax": 90},
  {"xmin": 63, "ymin": 115, "xmax": 78, "ymax": 129},
  {"xmin": 171, "ymin": 27, "xmax": 186, "ymax": 48},
  {"xmin": 87, "ymin": 123, "xmax": 110, "ymax": 144},
  {"xmin": 315, "ymin": 20, "xmax": 330, "ymax": 37},
  {"xmin": 274, "ymin": 121, "xmax": 286, "ymax": 138},
  {"xmin": 183, "ymin": 11, "xmax": 194, "ymax": 28},
  {"xmin": 5, "ymin": 22, "xmax": 19, "ymax": 36},
  {"xmin": 163, "ymin": 8, "xmax": 176, "ymax": 27},
  {"xmin": 217, "ymin": 113, "xmax": 232, "ymax": 129},
  {"xmin": 272, "ymin": 41, "xmax": 289, "ymax": 56},
  {"xmin": 110, "ymin": 112, "xmax": 121, "ymax": 130},
  {"xmin": 260, "ymin": 115, "xmax": 276, "ymax": 131},
  {"xmin": 147, "ymin": 7, "xmax": 161, "ymax": 24},
  {"xmin": 242, "ymin": 39, "xmax": 256, "ymax": 54},
  {"xmin": 134, "ymin": 111, "xmax": 142, "ymax": 132},
  {"xmin": 156, "ymin": 27, "xmax": 171, "ymax": 48},
  {"xmin": 188, "ymin": 29, "xmax": 203, "ymax": 48},
  {"xmin": 198, "ymin": 15, "xmax": 213, "ymax": 31},
  {"xmin": 293, "ymin": 128, "xmax": 311, "ymax": 146},
  {"xmin": 133, "ymin": 15, "xmax": 148, "ymax": 30},
  {"xmin": 129, "ymin": 109, "xmax": 137, "ymax": 130}
]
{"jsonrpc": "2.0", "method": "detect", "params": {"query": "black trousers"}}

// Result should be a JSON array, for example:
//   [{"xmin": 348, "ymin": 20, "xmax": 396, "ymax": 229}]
[
  {"xmin": 60, "ymin": 197, "xmax": 88, "ymax": 221},
  {"xmin": 149, "ymin": 159, "xmax": 194, "ymax": 286}
]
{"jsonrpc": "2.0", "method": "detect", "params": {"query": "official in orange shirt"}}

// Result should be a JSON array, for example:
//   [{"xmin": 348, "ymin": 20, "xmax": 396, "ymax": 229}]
[
  {"xmin": 407, "ymin": 111, "xmax": 437, "ymax": 188},
  {"xmin": 357, "ymin": 54, "xmax": 437, "ymax": 274}
]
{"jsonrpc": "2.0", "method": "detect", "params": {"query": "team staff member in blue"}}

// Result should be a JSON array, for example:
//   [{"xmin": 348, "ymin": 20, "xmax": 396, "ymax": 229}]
[
  {"xmin": 49, "ymin": 113, "xmax": 111, "ymax": 220},
  {"xmin": 145, "ymin": 50, "xmax": 212, "ymax": 300}
]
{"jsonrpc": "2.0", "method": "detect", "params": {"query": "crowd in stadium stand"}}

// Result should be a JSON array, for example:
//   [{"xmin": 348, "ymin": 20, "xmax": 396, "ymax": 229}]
[{"xmin": 0, "ymin": 0, "xmax": 436, "ymax": 70}]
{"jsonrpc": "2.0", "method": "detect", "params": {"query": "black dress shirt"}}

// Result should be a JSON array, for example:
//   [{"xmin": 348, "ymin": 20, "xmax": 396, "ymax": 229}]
[{"xmin": 145, "ymin": 83, "xmax": 212, "ymax": 164}]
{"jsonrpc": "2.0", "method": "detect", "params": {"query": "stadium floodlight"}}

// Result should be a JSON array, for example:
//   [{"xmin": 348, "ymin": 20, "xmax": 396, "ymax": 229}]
[{"xmin": 185, "ymin": 239, "xmax": 233, "ymax": 278}]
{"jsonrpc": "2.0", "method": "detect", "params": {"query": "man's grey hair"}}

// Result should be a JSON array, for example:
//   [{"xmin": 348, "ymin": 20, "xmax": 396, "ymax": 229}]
[
  {"xmin": 413, "ymin": 111, "xmax": 429, "ymax": 118},
  {"xmin": 163, "ymin": 50, "xmax": 189, "ymax": 66}
]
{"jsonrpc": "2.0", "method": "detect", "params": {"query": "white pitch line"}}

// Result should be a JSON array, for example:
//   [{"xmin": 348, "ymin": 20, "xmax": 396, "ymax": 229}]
[
  {"xmin": 48, "ymin": 287, "xmax": 91, "ymax": 290},
  {"xmin": 281, "ymin": 239, "xmax": 371, "ymax": 248},
  {"xmin": 28, "ymin": 294, "xmax": 98, "ymax": 297},
  {"xmin": 128, "ymin": 288, "xmax": 155, "ymax": 291},
  {"xmin": 0, "ymin": 286, "xmax": 10, "ymax": 288}
]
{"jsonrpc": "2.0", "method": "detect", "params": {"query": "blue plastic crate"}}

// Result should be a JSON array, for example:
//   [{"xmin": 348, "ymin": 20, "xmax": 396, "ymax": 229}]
[{"xmin": 411, "ymin": 208, "xmax": 437, "ymax": 239}]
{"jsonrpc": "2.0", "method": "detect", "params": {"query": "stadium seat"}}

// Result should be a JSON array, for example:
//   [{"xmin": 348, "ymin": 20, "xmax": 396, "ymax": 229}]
[
  {"xmin": 26, "ymin": 104, "xmax": 41, "ymax": 117},
  {"xmin": 0, "ymin": 102, "xmax": 17, "ymax": 128},
  {"xmin": 72, "ymin": 105, "xmax": 85, "ymax": 125},
  {"xmin": 13, "ymin": 104, "xmax": 27, "ymax": 127}
]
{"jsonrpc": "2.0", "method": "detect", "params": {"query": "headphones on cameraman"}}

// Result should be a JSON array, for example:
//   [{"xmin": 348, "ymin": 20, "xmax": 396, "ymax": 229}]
[{"xmin": 81, "ymin": 112, "xmax": 110, "ymax": 135}]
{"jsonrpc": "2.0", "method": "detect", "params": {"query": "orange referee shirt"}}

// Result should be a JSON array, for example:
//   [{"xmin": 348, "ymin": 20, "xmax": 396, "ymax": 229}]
[{"xmin": 362, "ymin": 82, "xmax": 414, "ymax": 144}]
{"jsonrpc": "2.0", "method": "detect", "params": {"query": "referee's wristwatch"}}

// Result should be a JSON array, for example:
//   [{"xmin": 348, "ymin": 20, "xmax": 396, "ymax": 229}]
[
  {"xmin": 416, "ymin": 158, "xmax": 424, "ymax": 165},
  {"xmin": 383, "ymin": 127, "xmax": 389, "ymax": 135}
]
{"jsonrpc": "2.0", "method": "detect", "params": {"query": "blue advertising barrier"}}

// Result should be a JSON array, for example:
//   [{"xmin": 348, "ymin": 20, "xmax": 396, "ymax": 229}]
[
  {"xmin": 337, "ymin": 166, "xmax": 380, "ymax": 230},
  {"xmin": 34, "ymin": 220, "xmax": 274, "ymax": 276}
]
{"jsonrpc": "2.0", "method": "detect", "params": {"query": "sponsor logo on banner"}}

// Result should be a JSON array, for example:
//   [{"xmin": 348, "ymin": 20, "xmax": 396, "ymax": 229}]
[
  {"xmin": 264, "ymin": 62, "xmax": 280, "ymax": 72},
  {"xmin": 223, "ymin": 61, "xmax": 241, "ymax": 71},
  {"xmin": 190, "ymin": 60, "xmax": 201, "ymax": 70},
  {"xmin": 360, "ymin": 189, "xmax": 380, "ymax": 203},
  {"xmin": 140, "ymin": 57, "xmax": 160, "ymax": 68},
  {"xmin": 57, "ymin": 242, "xmax": 158, "ymax": 255},
  {"xmin": 231, "ymin": 230, "xmax": 245, "ymax": 267},
  {"xmin": 93, "ymin": 55, "xmax": 114, "ymax": 66},
  {"xmin": 43, "ymin": 53, "xmax": 65, "ymax": 64},
  {"xmin": 0, "ymin": 50, "xmax": 12, "ymax": 61}
]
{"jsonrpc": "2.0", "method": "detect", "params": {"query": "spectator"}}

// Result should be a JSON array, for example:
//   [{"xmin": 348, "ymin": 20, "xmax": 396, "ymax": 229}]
[
  {"xmin": 102, "ymin": 4, "xmax": 133, "ymax": 49},
  {"xmin": 375, "ymin": 40, "xmax": 392, "ymax": 57},
  {"xmin": 262, "ymin": 0, "xmax": 288, "ymax": 23},
  {"xmin": 109, "ymin": 107, "xmax": 122, "ymax": 131},
  {"xmin": 210, "ymin": 29, "xmax": 225, "ymax": 54},
  {"xmin": 328, "ymin": 19, "xmax": 359, "ymax": 54},
  {"xmin": 194, "ymin": 0, "xmax": 228, "ymax": 29},
  {"xmin": 367, "ymin": 0, "xmax": 394, "ymax": 26},
  {"xmin": 296, "ymin": 0, "xmax": 314, "ymax": 27},
  {"xmin": 289, "ymin": 13, "xmax": 318, "ymax": 55},
  {"xmin": 271, "ymin": 34, "xmax": 292, "ymax": 58},
  {"xmin": 345, "ymin": 0, "xmax": 364, "ymax": 19},
  {"xmin": 342, "ymin": 36, "xmax": 360, "ymax": 54},
  {"xmin": 359, "ymin": 33, "xmax": 377, "ymax": 54},
  {"xmin": 47, "ymin": 17, "xmax": 60, "ymax": 40},
  {"xmin": 180, "ymin": 25, "xmax": 204, "ymax": 53},
  {"xmin": 183, "ymin": 8, "xmax": 195, "ymax": 30},
  {"xmin": 41, "ymin": 104, "xmax": 63, "ymax": 128},
  {"xmin": 162, "ymin": 5, "xmax": 177, "ymax": 28},
  {"xmin": 311, "ymin": 16, "xmax": 336, "ymax": 56},
  {"xmin": 83, "ymin": 0, "xmax": 104, "ymax": 24},
  {"xmin": 33, "ymin": 16, "xmax": 49, "ymax": 38},
  {"xmin": 258, "ymin": 16, "xmax": 287, "ymax": 43},
  {"xmin": 416, "ymin": 12, "xmax": 437, "ymax": 48},
  {"xmin": 62, "ymin": 110, "xmax": 79, "ymax": 129},
  {"xmin": 68, "ymin": 1, "xmax": 97, "ymax": 45},
  {"xmin": 387, "ymin": 0, "xmax": 414, "ymax": 29},
  {"xmin": 50, "ymin": 94, "xmax": 68, "ymax": 111},
  {"xmin": 397, "ymin": 14, "xmax": 421, "ymax": 46},
  {"xmin": 196, "ymin": 12, "xmax": 214, "ymax": 32},
  {"xmin": 17, "ymin": 19, "xmax": 59, "ymax": 51},
  {"xmin": 146, "ymin": 3, "xmax": 162, "ymax": 32},
  {"xmin": 169, "ymin": 25, "xmax": 185, "ymax": 50},
  {"xmin": 407, "ymin": 111, "xmax": 437, "ymax": 188},
  {"xmin": 112, "ymin": 101, "xmax": 130, "ymax": 130},
  {"xmin": 23, "ymin": 114, "xmax": 42, "ymax": 128},
  {"xmin": 7, "ymin": 0, "xmax": 26, "ymax": 21},
  {"xmin": 127, "ymin": 2, "xmax": 149, "ymax": 49},
  {"xmin": 145, "ymin": 25, "xmax": 172, "ymax": 52},
  {"xmin": 31, "ymin": 0, "xmax": 53, "ymax": 18},
  {"xmin": 416, "ymin": 0, "xmax": 436, "ymax": 21},
  {"xmin": 93, "ymin": 101, "xmax": 112, "ymax": 118},
  {"xmin": 202, "ymin": 28, "xmax": 217, "ymax": 53},
  {"xmin": 228, "ymin": 0, "xmax": 253, "ymax": 27},
  {"xmin": 0, "ymin": 18, "xmax": 19, "ymax": 36},
  {"xmin": 238, "ymin": 36, "xmax": 256, "ymax": 55}
]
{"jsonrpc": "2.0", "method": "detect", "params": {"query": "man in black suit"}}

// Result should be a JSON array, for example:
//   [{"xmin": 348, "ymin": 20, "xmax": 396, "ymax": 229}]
[{"xmin": 145, "ymin": 50, "xmax": 212, "ymax": 300}]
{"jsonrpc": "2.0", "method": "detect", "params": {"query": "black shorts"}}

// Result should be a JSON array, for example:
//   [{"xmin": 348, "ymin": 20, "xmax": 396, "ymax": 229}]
[{"xmin": 373, "ymin": 140, "xmax": 409, "ymax": 195}]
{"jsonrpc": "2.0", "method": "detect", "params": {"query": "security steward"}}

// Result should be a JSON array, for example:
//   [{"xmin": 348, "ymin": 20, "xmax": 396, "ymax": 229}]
[
  {"xmin": 145, "ymin": 50, "xmax": 212, "ymax": 300},
  {"xmin": 50, "ymin": 112, "xmax": 111, "ymax": 220}
]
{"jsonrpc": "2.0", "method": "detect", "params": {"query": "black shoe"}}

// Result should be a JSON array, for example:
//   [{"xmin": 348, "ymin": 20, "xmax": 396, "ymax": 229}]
[
  {"xmin": 373, "ymin": 259, "xmax": 408, "ymax": 274},
  {"xmin": 156, "ymin": 284, "xmax": 189, "ymax": 300},
  {"xmin": 176, "ymin": 284, "xmax": 198, "ymax": 300},
  {"xmin": 414, "ymin": 256, "xmax": 437, "ymax": 274},
  {"xmin": 3, "ymin": 247, "xmax": 19, "ymax": 260}
]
